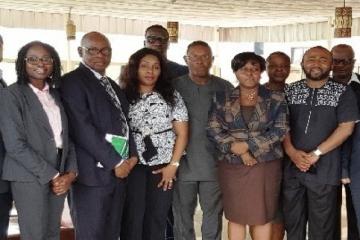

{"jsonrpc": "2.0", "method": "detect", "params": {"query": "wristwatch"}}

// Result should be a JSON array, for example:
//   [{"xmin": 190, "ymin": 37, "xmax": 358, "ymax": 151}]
[
  {"xmin": 313, "ymin": 148, "xmax": 322, "ymax": 157},
  {"xmin": 170, "ymin": 161, "xmax": 180, "ymax": 167}
]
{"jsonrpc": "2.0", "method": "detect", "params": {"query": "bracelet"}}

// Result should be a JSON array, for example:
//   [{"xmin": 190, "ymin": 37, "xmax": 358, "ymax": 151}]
[
  {"xmin": 169, "ymin": 161, "xmax": 180, "ymax": 167},
  {"xmin": 313, "ymin": 148, "xmax": 322, "ymax": 157}
]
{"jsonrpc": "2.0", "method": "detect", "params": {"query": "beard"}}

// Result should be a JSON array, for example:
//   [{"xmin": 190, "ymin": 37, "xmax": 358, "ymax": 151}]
[{"xmin": 303, "ymin": 67, "xmax": 331, "ymax": 81}]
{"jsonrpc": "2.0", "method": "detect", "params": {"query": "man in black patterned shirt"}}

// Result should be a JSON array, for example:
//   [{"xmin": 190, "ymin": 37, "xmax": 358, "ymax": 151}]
[{"xmin": 283, "ymin": 46, "xmax": 358, "ymax": 240}]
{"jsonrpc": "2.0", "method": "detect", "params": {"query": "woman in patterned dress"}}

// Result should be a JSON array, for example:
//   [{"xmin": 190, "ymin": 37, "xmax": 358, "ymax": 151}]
[
  {"xmin": 121, "ymin": 48, "xmax": 188, "ymax": 240},
  {"xmin": 207, "ymin": 52, "xmax": 288, "ymax": 240}
]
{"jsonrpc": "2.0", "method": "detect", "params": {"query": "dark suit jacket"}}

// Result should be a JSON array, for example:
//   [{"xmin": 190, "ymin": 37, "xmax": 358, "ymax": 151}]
[
  {"xmin": 60, "ymin": 63, "xmax": 137, "ymax": 186},
  {"xmin": 0, "ymin": 78, "xmax": 7, "ymax": 193},
  {"xmin": 0, "ymin": 83, "xmax": 77, "ymax": 184}
]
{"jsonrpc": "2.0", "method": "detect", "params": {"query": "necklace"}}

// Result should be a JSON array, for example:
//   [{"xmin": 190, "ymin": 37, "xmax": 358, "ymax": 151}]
[{"xmin": 245, "ymin": 90, "xmax": 257, "ymax": 101}]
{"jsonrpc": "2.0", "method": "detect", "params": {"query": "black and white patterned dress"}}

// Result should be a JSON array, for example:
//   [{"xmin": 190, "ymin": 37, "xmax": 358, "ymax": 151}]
[{"xmin": 129, "ymin": 91, "xmax": 188, "ymax": 166}]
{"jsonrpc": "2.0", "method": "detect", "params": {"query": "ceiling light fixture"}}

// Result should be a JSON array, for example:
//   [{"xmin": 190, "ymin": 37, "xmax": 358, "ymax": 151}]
[
  {"xmin": 66, "ymin": 7, "xmax": 76, "ymax": 40},
  {"xmin": 167, "ymin": 21, "xmax": 179, "ymax": 43},
  {"xmin": 334, "ymin": 0, "xmax": 352, "ymax": 38}
]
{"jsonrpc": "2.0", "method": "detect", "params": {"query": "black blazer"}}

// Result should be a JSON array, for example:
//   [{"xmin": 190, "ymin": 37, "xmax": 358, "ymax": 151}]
[
  {"xmin": 60, "ymin": 63, "xmax": 137, "ymax": 186},
  {"xmin": 0, "ymin": 79, "xmax": 7, "ymax": 193}
]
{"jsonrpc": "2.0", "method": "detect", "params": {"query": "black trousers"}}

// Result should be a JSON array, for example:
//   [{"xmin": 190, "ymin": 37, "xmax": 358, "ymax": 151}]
[
  {"xmin": 121, "ymin": 164, "xmax": 173, "ymax": 240},
  {"xmin": 0, "ymin": 190, "xmax": 12, "ymax": 240},
  {"xmin": 70, "ymin": 179, "xmax": 126, "ymax": 240},
  {"xmin": 335, "ymin": 184, "xmax": 360, "ymax": 240},
  {"xmin": 283, "ymin": 177, "xmax": 338, "ymax": 240}
]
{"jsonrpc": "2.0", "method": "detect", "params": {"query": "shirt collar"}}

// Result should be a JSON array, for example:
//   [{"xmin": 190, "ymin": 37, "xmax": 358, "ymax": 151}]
[
  {"xmin": 349, "ymin": 72, "xmax": 360, "ymax": 85},
  {"xmin": 28, "ymin": 82, "xmax": 50, "ymax": 94},
  {"xmin": 82, "ymin": 61, "xmax": 107, "ymax": 80}
]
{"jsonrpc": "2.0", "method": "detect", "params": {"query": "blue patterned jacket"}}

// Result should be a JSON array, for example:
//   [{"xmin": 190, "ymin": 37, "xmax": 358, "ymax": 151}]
[{"xmin": 207, "ymin": 85, "xmax": 289, "ymax": 164}]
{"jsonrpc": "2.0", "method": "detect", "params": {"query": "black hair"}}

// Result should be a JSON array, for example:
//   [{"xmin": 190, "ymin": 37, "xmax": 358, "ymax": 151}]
[
  {"xmin": 124, "ymin": 47, "xmax": 175, "ymax": 106},
  {"xmin": 266, "ymin": 51, "xmax": 290, "ymax": 64},
  {"xmin": 186, "ymin": 40, "xmax": 212, "ymax": 55},
  {"xmin": 303, "ymin": 46, "xmax": 332, "ymax": 62},
  {"xmin": 144, "ymin": 25, "xmax": 169, "ymax": 38},
  {"xmin": 231, "ymin": 52, "xmax": 266, "ymax": 72},
  {"xmin": 331, "ymin": 44, "xmax": 355, "ymax": 59},
  {"xmin": 15, "ymin": 41, "xmax": 61, "ymax": 86}
]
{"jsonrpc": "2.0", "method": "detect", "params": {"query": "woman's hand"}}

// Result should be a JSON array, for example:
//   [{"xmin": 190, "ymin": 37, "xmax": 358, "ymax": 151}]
[
  {"xmin": 231, "ymin": 141, "xmax": 249, "ymax": 155},
  {"xmin": 241, "ymin": 152, "xmax": 257, "ymax": 166},
  {"xmin": 152, "ymin": 164, "xmax": 178, "ymax": 191},
  {"xmin": 51, "ymin": 172, "xmax": 77, "ymax": 195}
]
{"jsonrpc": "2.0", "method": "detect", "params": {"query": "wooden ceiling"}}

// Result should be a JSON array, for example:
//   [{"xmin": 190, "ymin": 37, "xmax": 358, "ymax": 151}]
[{"xmin": 0, "ymin": 0, "xmax": 360, "ymax": 27}]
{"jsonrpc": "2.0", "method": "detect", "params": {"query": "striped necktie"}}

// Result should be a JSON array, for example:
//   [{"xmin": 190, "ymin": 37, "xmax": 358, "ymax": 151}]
[{"xmin": 99, "ymin": 76, "xmax": 129, "ymax": 142}]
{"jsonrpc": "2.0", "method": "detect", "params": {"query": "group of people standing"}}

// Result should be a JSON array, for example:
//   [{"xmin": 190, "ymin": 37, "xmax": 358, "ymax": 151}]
[{"xmin": 0, "ymin": 24, "xmax": 359, "ymax": 240}]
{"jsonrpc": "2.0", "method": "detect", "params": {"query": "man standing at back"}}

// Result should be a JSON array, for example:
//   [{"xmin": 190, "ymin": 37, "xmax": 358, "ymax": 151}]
[
  {"xmin": 264, "ymin": 51, "xmax": 291, "ymax": 240},
  {"xmin": 0, "ymin": 34, "xmax": 10, "ymax": 240},
  {"xmin": 331, "ymin": 44, "xmax": 360, "ymax": 240},
  {"xmin": 173, "ymin": 40, "xmax": 233, "ymax": 240},
  {"xmin": 144, "ymin": 24, "xmax": 188, "ymax": 80},
  {"xmin": 60, "ymin": 31, "xmax": 137, "ymax": 240}
]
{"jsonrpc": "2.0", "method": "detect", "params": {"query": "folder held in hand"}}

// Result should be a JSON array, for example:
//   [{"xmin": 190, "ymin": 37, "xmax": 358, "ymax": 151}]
[{"xmin": 105, "ymin": 133, "xmax": 129, "ymax": 159}]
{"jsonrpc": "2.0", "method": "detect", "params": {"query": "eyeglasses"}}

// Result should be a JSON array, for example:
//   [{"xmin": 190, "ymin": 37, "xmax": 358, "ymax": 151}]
[
  {"xmin": 185, "ymin": 55, "xmax": 213, "ymax": 62},
  {"xmin": 333, "ymin": 58, "xmax": 354, "ymax": 66},
  {"xmin": 145, "ymin": 36, "xmax": 169, "ymax": 44},
  {"xmin": 82, "ymin": 47, "xmax": 112, "ymax": 56},
  {"xmin": 24, "ymin": 56, "xmax": 53, "ymax": 65},
  {"xmin": 267, "ymin": 64, "xmax": 290, "ymax": 69}
]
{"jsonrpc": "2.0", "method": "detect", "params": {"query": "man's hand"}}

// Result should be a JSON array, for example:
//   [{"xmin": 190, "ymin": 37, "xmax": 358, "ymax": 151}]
[
  {"xmin": 288, "ymin": 149, "xmax": 312, "ymax": 172},
  {"xmin": 306, "ymin": 151, "xmax": 320, "ymax": 165},
  {"xmin": 114, "ymin": 156, "xmax": 138, "ymax": 179},
  {"xmin": 126, "ymin": 156, "xmax": 138, "ymax": 172},
  {"xmin": 114, "ymin": 161, "xmax": 131, "ymax": 178},
  {"xmin": 51, "ymin": 172, "xmax": 77, "ymax": 195}
]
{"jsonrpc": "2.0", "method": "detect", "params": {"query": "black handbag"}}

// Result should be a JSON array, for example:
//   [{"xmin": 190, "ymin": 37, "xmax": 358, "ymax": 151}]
[{"xmin": 142, "ymin": 135, "xmax": 158, "ymax": 162}]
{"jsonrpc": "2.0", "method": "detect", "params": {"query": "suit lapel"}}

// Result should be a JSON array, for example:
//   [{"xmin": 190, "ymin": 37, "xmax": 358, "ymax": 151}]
[
  {"xmin": 79, "ymin": 64, "xmax": 121, "ymax": 110},
  {"xmin": 21, "ymin": 84, "xmax": 53, "ymax": 136},
  {"xmin": 0, "ymin": 78, "xmax": 7, "ymax": 88}
]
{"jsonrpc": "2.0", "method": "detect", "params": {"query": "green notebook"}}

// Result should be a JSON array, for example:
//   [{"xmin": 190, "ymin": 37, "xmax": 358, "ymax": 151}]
[{"xmin": 105, "ymin": 133, "xmax": 129, "ymax": 159}]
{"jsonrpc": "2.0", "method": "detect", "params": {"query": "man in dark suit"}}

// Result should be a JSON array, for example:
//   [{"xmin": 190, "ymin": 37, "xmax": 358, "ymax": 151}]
[
  {"xmin": 331, "ymin": 44, "xmax": 360, "ymax": 240},
  {"xmin": 60, "ymin": 31, "xmax": 138, "ymax": 240},
  {"xmin": 0, "ymin": 33, "xmax": 11, "ymax": 240}
]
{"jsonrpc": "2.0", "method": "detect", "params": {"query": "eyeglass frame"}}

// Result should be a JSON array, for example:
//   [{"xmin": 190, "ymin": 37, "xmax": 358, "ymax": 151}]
[
  {"xmin": 81, "ymin": 46, "xmax": 112, "ymax": 56},
  {"xmin": 184, "ymin": 54, "xmax": 214, "ymax": 62},
  {"xmin": 145, "ymin": 35, "xmax": 169, "ymax": 45},
  {"xmin": 332, "ymin": 58, "xmax": 355, "ymax": 66},
  {"xmin": 24, "ymin": 56, "xmax": 54, "ymax": 65}
]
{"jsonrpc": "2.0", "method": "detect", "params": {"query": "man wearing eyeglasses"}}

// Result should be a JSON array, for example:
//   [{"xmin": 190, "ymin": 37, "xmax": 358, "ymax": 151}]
[
  {"xmin": 144, "ymin": 25, "xmax": 188, "ymax": 80},
  {"xmin": 331, "ymin": 44, "xmax": 360, "ymax": 240},
  {"xmin": 0, "ymin": 34, "xmax": 11, "ymax": 240},
  {"xmin": 60, "ymin": 31, "xmax": 138, "ymax": 240},
  {"xmin": 172, "ymin": 41, "xmax": 233, "ymax": 240}
]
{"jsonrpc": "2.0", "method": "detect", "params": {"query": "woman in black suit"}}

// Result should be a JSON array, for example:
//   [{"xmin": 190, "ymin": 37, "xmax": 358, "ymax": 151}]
[{"xmin": 0, "ymin": 41, "xmax": 77, "ymax": 240}]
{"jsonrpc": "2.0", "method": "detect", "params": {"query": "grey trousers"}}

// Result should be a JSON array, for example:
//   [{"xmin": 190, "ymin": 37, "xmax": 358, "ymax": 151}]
[
  {"xmin": 173, "ymin": 180, "xmax": 223, "ymax": 240},
  {"xmin": 11, "ymin": 181, "xmax": 65, "ymax": 240}
]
